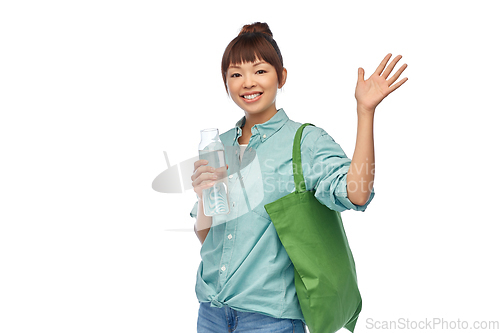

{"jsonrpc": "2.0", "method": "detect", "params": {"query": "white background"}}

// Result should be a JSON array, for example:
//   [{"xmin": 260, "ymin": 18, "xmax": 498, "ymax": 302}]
[{"xmin": 1, "ymin": 1, "xmax": 499, "ymax": 332}]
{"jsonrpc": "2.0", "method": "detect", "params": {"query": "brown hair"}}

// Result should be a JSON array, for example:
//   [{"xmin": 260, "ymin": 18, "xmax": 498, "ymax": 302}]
[{"xmin": 221, "ymin": 22, "xmax": 284, "ymax": 93}]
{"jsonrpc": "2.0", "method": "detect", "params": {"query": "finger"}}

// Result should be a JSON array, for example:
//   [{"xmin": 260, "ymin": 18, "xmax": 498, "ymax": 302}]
[
  {"xmin": 192, "ymin": 172, "xmax": 217, "ymax": 189},
  {"xmin": 193, "ymin": 159, "xmax": 208, "ymax": 173},
  {"xmin": 192, "ymin": 165, "xmax": 214, "ymax": 182},
  {"xmin": 191, "ymin": 162, "xmax": 212, "ymax": 181},
  {"xmin": 387, "ymin": 63, "xmax": 408, "ymax": 86},
  {"xmin": 382, "ymin": 55, "xmax": 402, "ymax": 79},
  {"xmin": 388, "ymin": 77, "xmax": 408, "ymax": 94},
  {"xmin": 214, "ymin": 166, "xmax": 227, "ymax": 178},
  {"xmin": 374, "ymin": 53, "xmax": 392, "ymax": 76},
  {"xmin": 193, "ymin": 180, "xmax": 216, "ymax": 196},
  {"xmin": 357, "ymin": 67, "xmax": 365, "ymax": 83}
]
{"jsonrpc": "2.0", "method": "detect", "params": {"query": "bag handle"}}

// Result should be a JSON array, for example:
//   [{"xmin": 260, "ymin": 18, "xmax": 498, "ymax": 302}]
[{"xmin": 293, "ymin": 123, "xmax": 315, "ymax": 193}]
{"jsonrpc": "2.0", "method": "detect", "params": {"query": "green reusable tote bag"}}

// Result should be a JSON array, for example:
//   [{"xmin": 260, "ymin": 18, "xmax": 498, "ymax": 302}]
[{"xmin": 264, "ymin": 123, "xmax": 362, "ymax": 333}]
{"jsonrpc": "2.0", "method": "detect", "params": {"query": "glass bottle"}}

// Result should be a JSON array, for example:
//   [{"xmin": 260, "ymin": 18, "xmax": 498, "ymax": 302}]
[{"xmin": 198, "ymin": 128, "xmax": 230, "ymax": 216}]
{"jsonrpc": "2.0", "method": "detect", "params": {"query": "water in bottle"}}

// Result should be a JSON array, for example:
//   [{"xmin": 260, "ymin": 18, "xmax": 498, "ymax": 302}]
[{"xmin": 199, "ymin": 128, "xmax": 230, "ymax": 216}]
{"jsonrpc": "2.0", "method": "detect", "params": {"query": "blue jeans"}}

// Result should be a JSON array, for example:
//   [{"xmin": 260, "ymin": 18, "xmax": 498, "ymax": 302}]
[{"xmin": 197, "ymin": 302, "xmax": 307, "ymax": 333}]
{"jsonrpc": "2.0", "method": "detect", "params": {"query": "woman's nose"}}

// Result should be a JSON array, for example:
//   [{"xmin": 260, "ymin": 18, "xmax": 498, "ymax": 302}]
[{"xmin": 243, "ymin": 76, "xmax": 256, "ymax": 89}]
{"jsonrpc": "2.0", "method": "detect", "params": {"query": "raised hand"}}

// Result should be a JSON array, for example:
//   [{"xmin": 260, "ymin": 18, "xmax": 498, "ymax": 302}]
[
  {"xmin": 355, "ymin": 53, "xmax": 408, "ymax": 113},
  {"xmin": 191, "ymin": 160, "xmax": 229, "ymax": 199}
]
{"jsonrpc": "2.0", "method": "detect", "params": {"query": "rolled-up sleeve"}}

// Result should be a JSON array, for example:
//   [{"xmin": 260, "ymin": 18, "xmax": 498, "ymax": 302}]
[
  {"xmin": 190, "ymin": 201, "xmax": 198, "ymax": 218},
  {"xmin": 303, "ymin": 128, "xmax": 375, "ymax": 212}
]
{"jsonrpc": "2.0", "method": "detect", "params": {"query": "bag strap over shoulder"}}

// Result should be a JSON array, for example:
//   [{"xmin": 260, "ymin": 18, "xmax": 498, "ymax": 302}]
[{"xmin": 293, "ymin": 123, "xmax": 315, "ymax": 193}]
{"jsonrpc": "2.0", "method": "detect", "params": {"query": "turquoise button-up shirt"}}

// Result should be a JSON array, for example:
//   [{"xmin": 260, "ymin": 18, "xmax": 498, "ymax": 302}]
[{"xmin": 190, "ymin": 108, "xmax": 374, "ymax": 322}]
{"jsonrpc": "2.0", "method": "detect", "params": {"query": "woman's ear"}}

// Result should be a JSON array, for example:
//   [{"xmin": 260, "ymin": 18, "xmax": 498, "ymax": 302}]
[{"xmin": 278, "ymin": 67, "xmax": 287, "ymax": 89}]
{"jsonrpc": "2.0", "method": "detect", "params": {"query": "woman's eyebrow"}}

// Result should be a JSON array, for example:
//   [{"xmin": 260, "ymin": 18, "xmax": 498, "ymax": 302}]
[{"xmin": 228, "ymin": 62, "xmax": 267, "ymax": 69}]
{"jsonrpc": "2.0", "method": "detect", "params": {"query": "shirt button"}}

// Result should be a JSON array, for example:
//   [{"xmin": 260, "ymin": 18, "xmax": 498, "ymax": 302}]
[
  {"xmin": 221, "ymin": 265, "xmax": 226, "ymax": 271},
  {"xmin": 263, "ymin": 134, "xmax": 267, "ymax": 138},
  {"xmin": 232, "ymin": 202, "xmax": 235, "ymax": 207},
  {"xmin": 228, "ymin": 234, "xmax": 232, "ymax": 240}
]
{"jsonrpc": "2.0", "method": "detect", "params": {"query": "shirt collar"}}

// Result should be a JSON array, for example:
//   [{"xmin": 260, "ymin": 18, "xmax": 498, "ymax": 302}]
[{"xmin": 233, "ymin": 108, "xmax": 289, "ymax": 145}]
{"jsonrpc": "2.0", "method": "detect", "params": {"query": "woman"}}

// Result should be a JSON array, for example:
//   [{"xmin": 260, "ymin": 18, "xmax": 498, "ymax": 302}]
[{"xmin": 190, "ymin": 22, "xmax": 407, "ymax": 333}]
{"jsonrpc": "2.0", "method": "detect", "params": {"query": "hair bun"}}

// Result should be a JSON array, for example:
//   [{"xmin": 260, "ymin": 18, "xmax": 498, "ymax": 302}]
[{"xmin": 238, "ymin": 22, "xmax": 273, "ymax": 37}]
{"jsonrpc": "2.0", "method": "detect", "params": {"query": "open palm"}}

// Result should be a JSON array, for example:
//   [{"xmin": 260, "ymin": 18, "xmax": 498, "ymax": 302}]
[{"xmin": 355, "ymin": 53, "xmax": 408, "ymax": 112}]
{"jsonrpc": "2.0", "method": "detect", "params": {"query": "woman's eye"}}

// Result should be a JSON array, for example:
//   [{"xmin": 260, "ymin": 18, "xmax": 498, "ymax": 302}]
[
  {"xmin": 230, "ymin": 73, "xmax": 241, "ymax": 78},
  {"xmin": 256, "ymin": 70, "xmax": 266, "ymax": 74}
]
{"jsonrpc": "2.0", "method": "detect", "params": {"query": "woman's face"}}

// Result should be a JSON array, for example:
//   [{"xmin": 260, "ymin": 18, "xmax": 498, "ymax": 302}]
[{"xmin": 226, "ymin": 60, "xmax": 285, "ymax": 119}]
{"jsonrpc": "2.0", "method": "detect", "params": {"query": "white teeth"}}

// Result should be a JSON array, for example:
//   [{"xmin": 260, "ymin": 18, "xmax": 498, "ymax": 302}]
[{"xmin": 243, "ymin": 93, "xmax": 261, "ymax": 100}]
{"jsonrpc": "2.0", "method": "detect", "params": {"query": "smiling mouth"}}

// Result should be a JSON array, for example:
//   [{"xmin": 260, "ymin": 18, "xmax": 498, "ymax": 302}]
[{"xmin": 241, "ymin": 92, "xmax": 263, "ymax": 100}]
